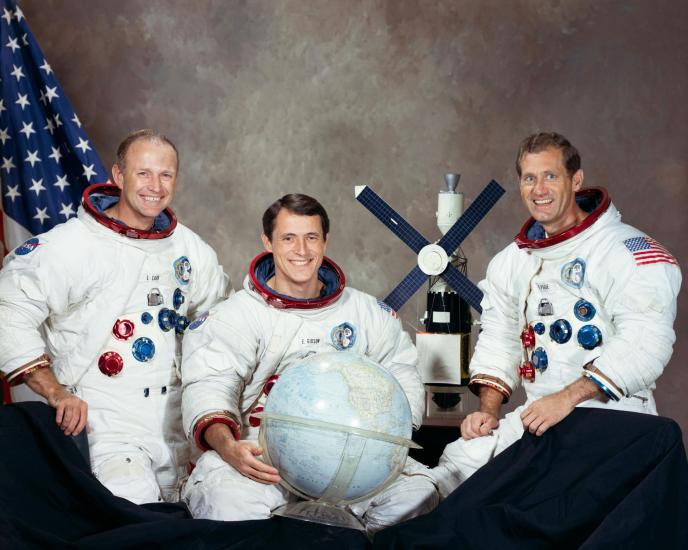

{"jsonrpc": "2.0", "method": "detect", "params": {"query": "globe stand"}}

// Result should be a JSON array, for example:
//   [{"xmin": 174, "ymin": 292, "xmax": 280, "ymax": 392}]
[{"xmin": 272, "ymin": 500, "xmax": 365, "ymax": 531}]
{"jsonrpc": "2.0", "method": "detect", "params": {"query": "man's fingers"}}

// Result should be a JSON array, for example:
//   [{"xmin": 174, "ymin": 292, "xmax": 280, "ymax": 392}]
[
  {"xmin": 478, "ymin": 422, "xmax": 493, "ymax": 436},
  {"xmin": 249, "ymin": 458, "xmax": 279, "ymax": 476},
  {"xmin": 64, "ymin": 407, "xmax": 80, "ymax": 435},
  {"xmin": 55, "ymin": 404, "xmax": 64, "ymax": 425},
  {"xmin": 65, "ymin": 416, "xmax": 78, "ymax": 435},
  {"xmin": 237, "ymin": 449, "xmax": 279, "ymax": 476},
  {"xmin": 462, "ymin": 430, "xmax": 476, "ymax": 440},
  {"xmin": 60, "ymin": 407, "xmax": 73, "ymax": 429},
  {"xmin": 250, "ymin": 473, "xmax": 281, "ymax": 485},
  {"xmin": 73, "ymin": 409, "xmax": 88, "ymax": 436},
  {"xmin": 522, "ymin": 416, "xmax": 535, "ymax": 432},
  {"xmin": 249, "ymin": 468, "xmax": 281, "ymax": 484},
  {"xmin": 527, "ymin": 416, "xmax": 545, "ymax": 434},
  {"xmin": 241, "ymin": 463, "xmax": 281, "ymax": 484},
  {"xmin": 51, "ymin": 395, "xmax": 88, "ymax": 435},
  {"xmin": 520, "ymin": 407, "xmax": 534, "ymax": 421},
  {"xmin": 535, "ymin": 422, "xmax": 550, "ymax": 436},
  {"xmin": 250, "ymin": 446, "xmax": 265, "ymax": 456},
  {"xmin": 469, "ymin": 415, "xmax": 485, "ymax": 433},
  {"xmin": 462, "ymin": 413, "xmax": 498, "ymax": 440},
  {"xmin": 461, "ymin": 419, "xmax": 478, "ymax": 440}
]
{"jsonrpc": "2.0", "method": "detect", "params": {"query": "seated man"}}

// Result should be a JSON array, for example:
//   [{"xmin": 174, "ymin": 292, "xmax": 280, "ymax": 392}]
[
  {"xmin": 0, "ymin": 130, "xmax": 230, "ymax": 503},
  {"xmin": 181, "ymin": 193, "xmax": 438, "ymax": 533},
  {"xmin": 433, "ymin": 132, "xmax": 682, "ymax": 497}
]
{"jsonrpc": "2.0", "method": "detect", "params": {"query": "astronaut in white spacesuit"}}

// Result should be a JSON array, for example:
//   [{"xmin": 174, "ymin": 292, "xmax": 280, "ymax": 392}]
[
  {"xmin": 181, "ymin": 193, "xmax": 438, "ymax": 532},
  {"xmin": 0, "ymin": 130, "xmax": 229, "ymax": 504},
  {"xmin": 433, "ymin": 132, "xmax": 682, "ymax": 498}
]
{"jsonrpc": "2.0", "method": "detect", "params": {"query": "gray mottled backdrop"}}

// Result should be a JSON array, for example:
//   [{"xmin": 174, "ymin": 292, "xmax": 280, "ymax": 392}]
[{"xmin": 21, "ymin": 1, "xmax": 687, "ymax": 441}]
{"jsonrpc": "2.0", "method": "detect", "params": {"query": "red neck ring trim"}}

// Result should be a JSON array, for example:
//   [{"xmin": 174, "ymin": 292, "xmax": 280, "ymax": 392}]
[
  {"xmin": 514, "ymin": 187, "xmax": 610, "ymax": 250},
  {"xmin": 248, "ymin": 251, "xmax": 346, "ymax": 310},
  {"xmin": 81, "ymin": 183, "xmax": 177, "ymax": 240}
]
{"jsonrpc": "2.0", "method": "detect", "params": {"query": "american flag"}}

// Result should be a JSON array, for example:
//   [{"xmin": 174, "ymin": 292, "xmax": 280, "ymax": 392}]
[
  {"xmin": 0, "ymin": 0, "xmax": 107, "ymax": 256},
  {"xmin": 623, "ymin": 236, "xmax": 678, "ymax": 267},
  {"xmin": 0, "ymin": 0, "xmax": 108, "ymax": 404}
]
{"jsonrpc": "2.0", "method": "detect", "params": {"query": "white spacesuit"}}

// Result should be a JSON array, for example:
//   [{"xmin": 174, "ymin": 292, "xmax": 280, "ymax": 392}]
[
  {"xmin": 181, "ymin": 252, "xmax": 438, "ymax": 532},
  {"xmin": 0, "ymin": 184, "xmax": 229, "ymax": 503},
  {"xmin": 434, "ymin": 188, "xmax": 682, "ymax": 497}
]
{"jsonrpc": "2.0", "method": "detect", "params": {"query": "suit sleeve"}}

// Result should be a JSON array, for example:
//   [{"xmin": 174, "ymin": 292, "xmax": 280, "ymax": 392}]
[
  {"xmin": 186, "ymin": 235, "xmax": 232, "ymax": 318},
  {"xmin": 468, "ymin": 246, "xmax": 524, "ymax": 402},
  {"xmin": 181, "ymin": 295, "xmax": 261, "ymax": 448},
  {"xmin": 366, "ymin": 299, "xmax": 425, "ymax": 429},
  {"xmin": 592, "ymin": 248, "xmax": 681, "ymax": 396},
  {"xmin": 0, "ymin": 231, "xmax": 91, "ymax": 382}
]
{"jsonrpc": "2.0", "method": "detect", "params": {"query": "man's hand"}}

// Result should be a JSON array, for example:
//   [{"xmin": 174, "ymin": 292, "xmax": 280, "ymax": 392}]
[
  {"xmin": 461, "ymin": 411, "xmax": 499, "ymax": 440},
  {"xmin": 219, "ymin": 439, "xmax": 281, "ymax": 485},
  {"xmin": 520, "ymin": 392, "xmax": 574, "ymax": 436},
  {"xmin": 460, "ymin": 384, "xmax": 504, "ymax": 440},
  {"xmin": 204, "ymin": 422, "xmax": 281, "ymax": 485},
  {"xmin": 24, "ymin": 366, "xmax": 88, "ymax": 436},
  {"xmin": 47, "ymin": 387, "xmax": 88, "ymax": 436},
  {"xmin": 520, "ymin": 375, "xmax": 601, "ymax": 436}
]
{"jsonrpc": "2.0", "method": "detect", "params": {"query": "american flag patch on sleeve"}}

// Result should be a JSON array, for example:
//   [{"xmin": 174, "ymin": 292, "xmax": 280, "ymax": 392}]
[
  {"xmin": 623, "ymin": 236, "xmax": 678, "ymax": 266},
  {"xmin": 377, "ymin": 299, "xmax": 399, "ymax": 319}
]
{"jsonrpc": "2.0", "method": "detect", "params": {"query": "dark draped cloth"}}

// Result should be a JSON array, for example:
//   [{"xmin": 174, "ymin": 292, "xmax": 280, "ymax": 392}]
[
  {"xmin": 0, "ymin": 402, "xmax": 369, "ymax": 550},
  {"xmin": 3, "ymin": 403, "xmax": 686, "ymax": 549},
  {"xmin": 374, "ymin": 407, "xmax": 688, "ymax": 550}
]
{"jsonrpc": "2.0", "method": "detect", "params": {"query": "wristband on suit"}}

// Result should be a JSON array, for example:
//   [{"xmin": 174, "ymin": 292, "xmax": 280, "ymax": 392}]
[
  {"xmin": 3, "ymin": 354, "xmax": 52, "ymax": 386},
  {"xmin": 582, "ymin": 370, "xmax": 623, "ymax": 402},
  {"xmin": 193, "ymin": 412, "xmax": 241, "ymax": 451},
  {"xmin": 468, "ymin": 374, "xmax": 512, "ymax": 403}
]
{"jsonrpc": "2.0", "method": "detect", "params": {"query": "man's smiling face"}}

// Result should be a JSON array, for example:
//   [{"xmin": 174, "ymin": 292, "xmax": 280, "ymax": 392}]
[
  {"xmin": 111, "ymin": 139, "xmax": 178, "ymax": 230},
  {"xmin": 519, "ymin": 146, "xmax": 584, "ymax": 235},
  {"xmin": 261, "ymin": 209, "xmax": 327, "ymax": 298}
]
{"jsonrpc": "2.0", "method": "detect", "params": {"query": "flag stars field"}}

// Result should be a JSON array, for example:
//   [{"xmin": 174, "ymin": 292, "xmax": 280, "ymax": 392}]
[
  {"xmin": 44, "ymin": 85, "xmax": 58, "ymax": 102},
  {"xmin": 82, "ymin": 163, "xmax": 96, "ymax": 180},
  {"xmin": 76, "ymin": 137, "xmax": 91, "ymax": 153},
  {"xmin": 32, "ymin": 206, "xmax": 49, "ymax": 224},
  {"xmin": 39, "ymin": 59, "xmax": 52, "ymax": 75},
  {"xmin": 6, "ymin": 36, "xmax": 19, "ymax": 52},
  {"xmin": 28, "ymin": 177, "xmax": 45, "ymax": 196},
  {"xmin": 19, "ymin": 121, "xmax": 35, "ymax": 139},
  {"xmin": 0, "ymin": 0, "xmax": 108, "ymax": 240},
  {"xmin": 24, "ymin": 149, "xmax": 40, "ymax": 167},
  {"xmin": 53, "ymin": 175, "xmax": 69, "ymax": 191},
  {"xmin": 2, "ymin": 156, "xmax": 15, "ymax": 173},
  {"xmin": 0, "ymin": 127, "xmax": 11, "ymax": 144},
  {"xmin": 10, "ymin": 63, "xmax": 24, "ymax": 80},
  {"xmin": 59, "ymin": 202, "xmax": 75, "ymax": 219},
  {"xmin": 5, "ymin": 184, "xmax": 20, "ymax": 201},
  {"xmin": 48, "ymin": 146, "xmax": 62, "ymax": 162},
  {"xmin": 15, "ymin": 92, "xmax": 29, "ymax": 109}
]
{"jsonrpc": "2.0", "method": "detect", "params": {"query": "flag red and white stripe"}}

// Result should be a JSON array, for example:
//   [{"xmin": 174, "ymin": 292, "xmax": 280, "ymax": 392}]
[{"xmin": 623, "ymin": 236, "xmax": 678, "ymax": 267}]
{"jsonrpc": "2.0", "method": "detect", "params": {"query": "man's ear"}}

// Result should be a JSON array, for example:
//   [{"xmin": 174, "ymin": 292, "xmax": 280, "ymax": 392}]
[
  {"xmin": 572, "ymin": 169, "xmax": 584, "ymax": 191},
  {"xmin": 261, "ymin": 233, "xmax": 273, "ymax": 252},
  {"xmin": 111, "ymin": 164, "xmax": 124, "ymax": 190}
]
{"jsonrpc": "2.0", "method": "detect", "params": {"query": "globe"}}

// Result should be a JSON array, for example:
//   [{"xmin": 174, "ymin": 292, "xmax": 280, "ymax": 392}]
[{"xmin": 258, "ymin": 351, "xmax": 419, "ymax": 521}]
